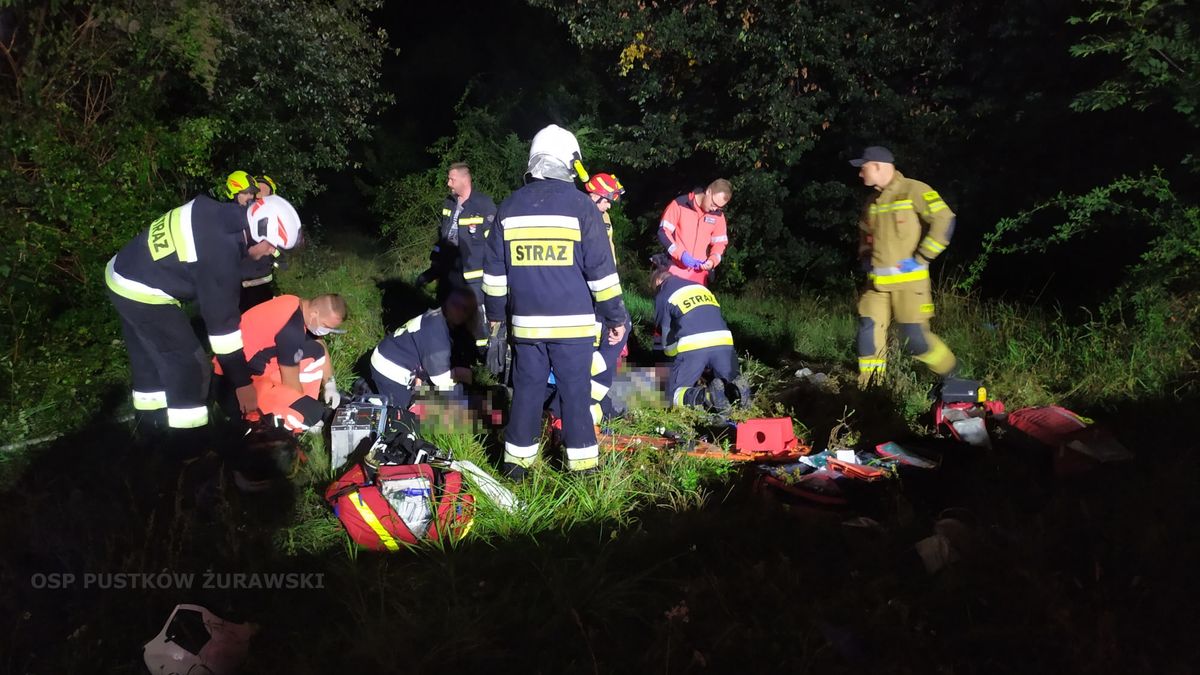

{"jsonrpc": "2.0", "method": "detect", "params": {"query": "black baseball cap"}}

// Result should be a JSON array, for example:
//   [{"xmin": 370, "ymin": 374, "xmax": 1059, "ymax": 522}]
[{"xmin": 849, "ymin": 146, "xmax": 895, "ymax": 167}]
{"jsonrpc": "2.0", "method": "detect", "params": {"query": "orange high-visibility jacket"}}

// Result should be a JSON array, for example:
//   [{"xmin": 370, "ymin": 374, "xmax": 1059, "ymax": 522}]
[{"xmin": 657, "ymin": 191, "xmax": 729, "ymax": 284}]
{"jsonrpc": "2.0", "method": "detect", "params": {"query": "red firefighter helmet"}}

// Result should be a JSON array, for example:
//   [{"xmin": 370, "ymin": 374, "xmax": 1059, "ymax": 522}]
[{"xmin": 585, "ymin": 173, "xmax": 625, "ymax": 202}]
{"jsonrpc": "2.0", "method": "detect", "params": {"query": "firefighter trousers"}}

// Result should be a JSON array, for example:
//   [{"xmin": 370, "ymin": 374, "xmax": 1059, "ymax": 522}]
[
  {"xmin": 857, "ymin": 279, "xmax": 956, "ymax": 386},
  {"xmin": 506, "ymin": 341, "xmax": 598, "ymax": 472},
  {"xmin": 109, "ymin": 291, "xmax": 211, "ymax": 429},
  {"xmin": 668, "ymin": 346, "xmax": 746, "ymax": 408}
]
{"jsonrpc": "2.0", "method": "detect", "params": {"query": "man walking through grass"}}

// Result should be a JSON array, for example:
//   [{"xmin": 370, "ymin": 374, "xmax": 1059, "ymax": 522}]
[{"xmin": 851, "ymin": 146, "xmax": 957, "ymax": 387}]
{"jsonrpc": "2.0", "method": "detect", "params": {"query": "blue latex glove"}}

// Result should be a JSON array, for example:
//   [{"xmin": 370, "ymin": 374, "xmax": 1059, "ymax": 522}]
[
  {"xmin": 680, "ymin": 252, "xmax": 703, "ymax": 270},
  {"xmin": 897, "ymin": 257, "xmax": 923, "ymax": 273}
]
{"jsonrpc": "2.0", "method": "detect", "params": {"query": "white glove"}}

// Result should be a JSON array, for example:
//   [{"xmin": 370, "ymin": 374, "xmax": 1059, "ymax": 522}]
[{"xmin": 323, "ymin": 378, "xmax": 341, "ymax": 409}]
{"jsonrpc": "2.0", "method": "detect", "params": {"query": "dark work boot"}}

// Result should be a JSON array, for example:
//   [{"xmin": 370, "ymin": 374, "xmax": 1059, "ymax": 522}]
[{"xmin": 502, "ymin": 462, "xmax": 529, "ymax": 483}]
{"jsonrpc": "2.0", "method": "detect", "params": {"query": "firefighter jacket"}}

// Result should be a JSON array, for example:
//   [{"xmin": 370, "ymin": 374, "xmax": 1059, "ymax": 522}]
[
  {"xmin": 653, "ymin": 275, "xmax": 734, "ymax": 357},
  {"xmin": 430, "ymin": 191, "xmax": 498, "ymax": 283},
  {"xmin": 105, "ymin": 195, "xmax": 254, "ymax": 387},
  {"xmin": 240, "ymin": 249, "xmax": 283, "ymax": 287},
  {"xmin": 371, "ymin": 309, "xmax": 457, "ymax": 390},
  {"xmin": 239, "ymin": 295, "xmax": 325, "ymax": 375},
  {"xmin": 859, "ymin": 170, "xmax": 955, "ymax": 288},
  {"xmin": 657, "ymin": 190, "xmax": 729, "ymax": 283},
  {"xmin": 483, "ymin": 178, "xmax": 628, "ymax": 344}
]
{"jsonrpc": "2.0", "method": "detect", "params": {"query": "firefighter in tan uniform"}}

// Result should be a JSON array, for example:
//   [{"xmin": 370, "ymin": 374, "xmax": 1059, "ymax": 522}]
[{"xmin": 851, "ymin": 146, "xmax": 956, "ymax": 386}]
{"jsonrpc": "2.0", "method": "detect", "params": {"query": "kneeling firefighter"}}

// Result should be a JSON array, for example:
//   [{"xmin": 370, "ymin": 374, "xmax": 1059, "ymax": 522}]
[
  {"xmin": 215, "ymin": 294, "xmax": 346, "ymax": 433},
  {"xmin": 483, "ymin": 124, "xmax": 629, "ymax": 479},
  {"xmin": 369, "ymin": 288, "xmax": 479, "ymax": 410},
  {"xmin": 105, "ymin": 193, "xmax": 302, "ymax": 455},
  {"xmin": 650, "ymin": 255, "xmax": 750, "ymax": 410}
]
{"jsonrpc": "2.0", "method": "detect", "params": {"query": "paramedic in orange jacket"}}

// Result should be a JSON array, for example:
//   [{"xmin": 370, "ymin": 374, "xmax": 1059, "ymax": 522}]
[
  {"xmin": 216, "ymin": 294, "xmax": 347, "ymax": 432},
  {"xmin": 656, "ymin": 178, "xmax": 733, "ymax": 285}
]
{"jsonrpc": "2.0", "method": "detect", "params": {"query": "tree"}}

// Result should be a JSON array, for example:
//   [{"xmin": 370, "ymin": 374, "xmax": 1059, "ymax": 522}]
[
  {"xmin": 529, "ymin": 0, "xmax": 967, "ymax": 287},
  {"xmin": 1069, "ymin": 0, "xmax": 1200, "ymax": 130}
]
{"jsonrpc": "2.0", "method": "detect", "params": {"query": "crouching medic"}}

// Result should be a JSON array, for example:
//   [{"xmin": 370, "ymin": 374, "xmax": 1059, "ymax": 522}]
[
  {"xmin": 214, "ymin": 293, "xmax": 346, "ymax": 433},
  {"xmin": 369, "ymin": 288, "xmax": 479, "ymax": 410},
  {"xmin": 650, "ymin": 254, "xmax": 750, "ymax": 411}
]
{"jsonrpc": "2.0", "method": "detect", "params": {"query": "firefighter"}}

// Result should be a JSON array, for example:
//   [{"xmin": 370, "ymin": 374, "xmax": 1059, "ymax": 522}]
[
  {"xmin": 483, "ymin": 124, "xmax": 629, "ymax": 479},
  {"xmin": 583, "ymin": 172, "xmax": 631, "ymax": 422},
  {"xmin": 105, "ymin": 194, "xmax": 303, "ymax": 454},
  {"xmin": 238, "ymin": 173, "xmax": 285, "ymax": 312},
  {"xmin": 650, "ymin": 256, "xmax": 750, "ymax": 410},
  {"xmin": 369, "ymin": 287, "xmax": 479, "ymax": 410},
  {"xmin": 216, "ymin": 293, "xmax": 346, "ymax": 433},
  {"xmin": 851, "ymin": 145, "xmax": 957, "ymax": 386},
  {"xmin": 416, "ymin": 163, "xmax": 497, "ymax": 322},
  {"xmin": 657, "ymin": 178, "xmax": 733, "ymax": 285}
]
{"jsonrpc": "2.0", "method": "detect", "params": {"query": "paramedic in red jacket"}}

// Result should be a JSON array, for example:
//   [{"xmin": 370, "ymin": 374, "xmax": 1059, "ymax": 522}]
[
  {"xmin": 216, "ymin": 294, "xmax": 347, "ymax": 433},
  {"xmin": 657, "ymin": 178, "xmax": 733, "ymax": 285}
]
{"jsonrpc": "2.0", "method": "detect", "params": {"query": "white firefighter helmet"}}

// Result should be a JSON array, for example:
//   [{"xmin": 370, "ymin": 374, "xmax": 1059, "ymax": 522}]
[
  {"xmin": 246, "ymin": 194, "xmax": 302, "ymax": 250},
  {"xmin": 527, "ymin": 124, "xmax": 589, "ymax": 182}
]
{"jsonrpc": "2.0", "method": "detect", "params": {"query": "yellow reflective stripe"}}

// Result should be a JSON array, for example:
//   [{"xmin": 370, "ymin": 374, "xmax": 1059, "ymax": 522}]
[
  {"xmin": 928, "ymin": 201, "xmax": 949, "ymax": 213},
  {"xmin": 503, "ymin": 227, "xmax": 582, "ymax": 241},
  {"xmin": 167, "ymin": 406, "xmax": 209, "ymax": 428},
  {"xmin": 919, "ymin": 236, "xmax": 946, "ymax": 254},
  {"xmin": 482, "ymin": 283, "xmax": 507, "ymax": 297},
  {"xmin": 922, "ymin": 191, "xmax": 941, "ymax": 201},
  {"xmin": 920, "ymin": 303, "xmax": 935, "ymax": 314},
  {"xmin": 475, "ymin": 337, "xmax": 489, "ymax": 347},
  {"xmin": 858, "ymin": 358, "xmax": 886, "ymax": 371},
  {"xmin": 347, "ymin": 491, "xmax": 401, "ymax": 552},
  {"xmin": 868, "ymin": 269, "xmax": 930, "ymax": 285},
  {"xmin": 504, "ymin": 441, "xmax": 539, "ymax": 467},
  {"xmin": 209, "ymin": 330, "xmax": 244, "ymax": 355},
  {"xmin": 105, "ymin": 258, "xmax": 180, "ymax": 306},
  {"xmin": 592, "ymin": 283, "xmax": 622, "ymax": 302},
  {"xmin": 664, "ymin": 330, "xmax": 734, "ymax": 357},
  {"xmin": 459, "ymin": 216, "xmax": 485, "ymax": 225},
  {"xmin": 591, "ymin": 379, "xmax": 610, "ymax": 401},
  {"xmin": 441, "ymin": 208, "xmax": 451, "ymax": 216},
  {"xmin": 462, "ymin": 269, "xmax": 484, "ymax": 280},
  {"xmin": 871, "ymin": 200, "xmax": 916, "ymax": 214},
  {"xmin": 132, "ymin": 390, "xmax": 167, "ymax": 411},
  {"xmin": 565, "ymin": 444, "xmax": 598, "ymax": 466},
  {"xmin": 170, "ymin": 203, "xmax": 197, "ymax": 263},
  {"xmin": 672, "ymin": 387, "xmax": 689, "ymax": 406},
  {"xmin": 590, "ymin": 403, "xmax": 603, "ymax": 425},
  {"xmin": 590, "ymin": 351, "xmax": 607, "ymax": 376},
  {"xmin": 511, "ymin": 325, "xmax": 599, "ymax": 340}
]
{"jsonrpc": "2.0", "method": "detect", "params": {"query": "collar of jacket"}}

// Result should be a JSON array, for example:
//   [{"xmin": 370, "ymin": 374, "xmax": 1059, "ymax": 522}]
[
  {"xmin": 447, "ymin": 192, "xmax": 488, "ymax": 212},
  {"xmin": 876, "ymin": 170, "xmax": 907, "ymax": 201}
]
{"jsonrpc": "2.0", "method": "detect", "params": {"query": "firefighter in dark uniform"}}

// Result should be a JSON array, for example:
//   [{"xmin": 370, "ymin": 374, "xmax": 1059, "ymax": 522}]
[
  {"xmin": 237, "ymin": 174, "xmax": 285, "ymax": 312},
  {"xmin": 370, "ymin": 288, "xmax": 479, "ymax": 410},
  {"xmin": 417, "ymin": 163, "xmax": 497, "ymax": 349},
  {"xmin": 650, "ymin": 256, "xmax": 750, "ymax": 410},
  {"xmin": 483, "ymin": 124, "xmax": 629, "ymax": 479},
  {"xmin": 105, "ymin": 194, "xmax": 303, "ymax": 453}
]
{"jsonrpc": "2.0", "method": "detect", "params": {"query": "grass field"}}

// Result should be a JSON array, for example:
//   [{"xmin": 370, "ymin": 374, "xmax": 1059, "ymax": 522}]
[{"xmin": 0, "ymin": 240, "xmax": 1197, "ymax": 672}]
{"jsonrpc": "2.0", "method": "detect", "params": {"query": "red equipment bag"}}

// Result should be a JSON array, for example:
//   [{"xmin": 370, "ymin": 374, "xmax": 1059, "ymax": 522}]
[
  {"xmin": 325, "ymin": 463, "xmax": 474, "ymax": 551},
  {"xmin": 1003, "ymin": 406, "xmax": 1089, "ymax": 446}
]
